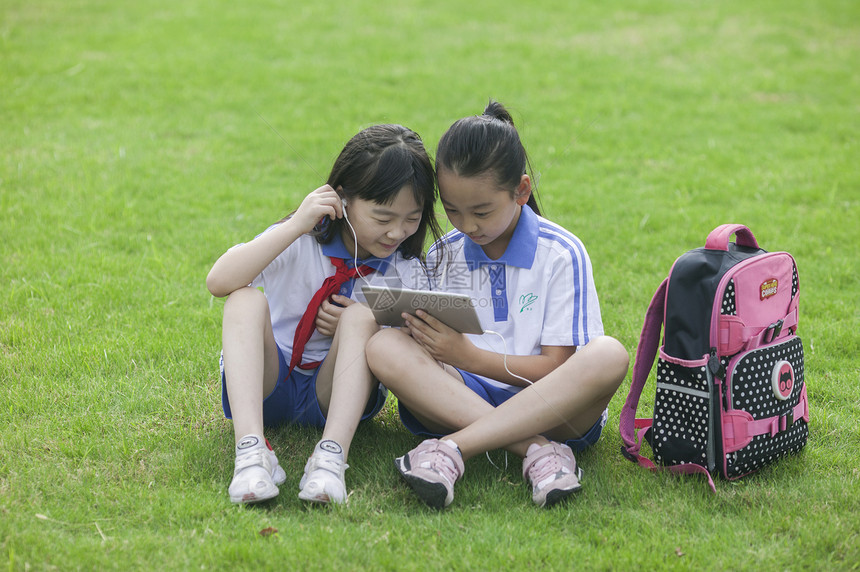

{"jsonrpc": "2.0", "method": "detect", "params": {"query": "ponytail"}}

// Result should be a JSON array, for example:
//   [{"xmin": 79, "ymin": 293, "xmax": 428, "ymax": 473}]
[{"xmin": 481, "ymin": 100, "xmax": 515, "ymax": 124}]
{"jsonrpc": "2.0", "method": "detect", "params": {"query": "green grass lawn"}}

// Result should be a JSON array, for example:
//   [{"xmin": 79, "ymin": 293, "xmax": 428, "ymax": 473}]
[{"xmin": 2, "ymin": 0, "xmax": 859, "ymax": 569}]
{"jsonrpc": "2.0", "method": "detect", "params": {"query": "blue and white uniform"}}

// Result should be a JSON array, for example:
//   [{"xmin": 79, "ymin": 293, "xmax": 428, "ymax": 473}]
[
  {"xmin": 221, "ymin": 224, "xmax": 430, "ymax": 427},
  {"xmin": 429, "ymin": 205, "xmax": 603, "ymax": 391},
  {"xmin": 402, "ymin": 205, "xmax": 607, "ymax": 450},
  {"xmin": 250, "ymin": 227, "xmax": 431, "ymax": 367}
]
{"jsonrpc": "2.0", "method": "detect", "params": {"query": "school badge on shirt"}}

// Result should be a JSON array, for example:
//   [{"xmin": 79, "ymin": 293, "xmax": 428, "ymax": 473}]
[{"xmin": 519, "ymin": 293, "xmax": 538, "ymax": 313}]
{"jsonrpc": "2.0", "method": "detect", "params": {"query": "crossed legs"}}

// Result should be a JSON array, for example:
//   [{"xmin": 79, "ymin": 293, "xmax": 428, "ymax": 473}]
[
  {"xmin": 365, "ymin": 329, "xmax": 628, "ymax": 507},
  {"xmin": 366, "ymin": 329, "xmax": 628, "ymax": 460}
]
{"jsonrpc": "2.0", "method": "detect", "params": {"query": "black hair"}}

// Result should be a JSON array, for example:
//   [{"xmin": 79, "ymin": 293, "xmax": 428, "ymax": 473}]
[
  {"xmin": 313, "ymin": 124, "xmax": 442, "ymax": 260},
  {"xmin": 435, "ymin": 100, "xmax": 542, "ymax": 216}
]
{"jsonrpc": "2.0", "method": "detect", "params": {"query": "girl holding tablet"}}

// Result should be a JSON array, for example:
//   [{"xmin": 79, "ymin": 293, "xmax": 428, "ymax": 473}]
[{"xmin": 366, "ymin": 102, "xmax": 628, "ymax": 508}]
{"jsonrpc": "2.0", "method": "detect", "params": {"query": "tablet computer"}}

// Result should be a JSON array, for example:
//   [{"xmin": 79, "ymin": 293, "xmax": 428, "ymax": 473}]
[{"xmin": 361, "ymin": 285, "xmax": 484, "ymax": 334}]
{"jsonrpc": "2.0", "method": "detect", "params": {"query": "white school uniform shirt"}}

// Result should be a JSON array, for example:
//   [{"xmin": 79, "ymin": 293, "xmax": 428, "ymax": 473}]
[
  {"xmin": 427, "ymin": 205, "xmax": 603, "ymax": 392},
  {"xmin": 245, "ymin": 225, "xmax": 431, "ymax": 368}
]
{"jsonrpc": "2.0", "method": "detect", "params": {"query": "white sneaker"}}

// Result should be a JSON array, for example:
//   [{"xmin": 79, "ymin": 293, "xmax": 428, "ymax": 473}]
[
  {"xmin": 298, "ymin": 440, "xmax": 349, "ymax": 504},
  {"xmin": 228, "ymin": 435, "xmax": 286, "ymax": 504}
]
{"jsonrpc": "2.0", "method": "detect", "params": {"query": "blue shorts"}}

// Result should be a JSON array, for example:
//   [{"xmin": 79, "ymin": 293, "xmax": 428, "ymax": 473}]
[
  {"xmin": 220, "ymin": 346, "xmax": 388, "ymax": 428},
  {"xmin": 398, "ymin": 368, "xmax": 608, "ymax": 453}
]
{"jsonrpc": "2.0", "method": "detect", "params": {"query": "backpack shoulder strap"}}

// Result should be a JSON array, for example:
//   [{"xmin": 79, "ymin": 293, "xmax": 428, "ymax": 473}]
[{"xmin": 619, "ymin": 278, "xmax": 667, "ymax": 466}]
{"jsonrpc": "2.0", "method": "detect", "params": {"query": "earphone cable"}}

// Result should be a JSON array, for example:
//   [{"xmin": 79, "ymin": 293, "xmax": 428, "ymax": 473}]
[
  {"xmin": 482, "ymin": 328, "xmax": 581, "ymax": 437},
  {"xmin": 341, "ymin": 203, "xmax": 373, "ymax": 289}
]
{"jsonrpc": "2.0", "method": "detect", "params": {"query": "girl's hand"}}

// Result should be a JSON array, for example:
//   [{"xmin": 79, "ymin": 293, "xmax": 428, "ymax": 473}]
[
  {"xmin": 315, "ymin": 294, "xmax": 354, "ymax": 337},
  {"xmin": 292, "ymin": 185, "xmax": 343, "ymax": 234},
  {"xmin": 403, "ymin": 310, "xmax": 474, "ymax": 368}
]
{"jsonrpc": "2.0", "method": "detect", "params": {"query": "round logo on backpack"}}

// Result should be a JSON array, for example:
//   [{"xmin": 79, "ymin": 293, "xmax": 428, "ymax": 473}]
[{"xmin": 771, "ymin": 360, "xmax": 794, "ymax": 401}]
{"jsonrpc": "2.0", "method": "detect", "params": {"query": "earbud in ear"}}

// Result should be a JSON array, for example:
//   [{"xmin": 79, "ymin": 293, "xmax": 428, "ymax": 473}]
[{"xmin": 341, "ymin": 198, "xmax": 348, "ymax": 210}]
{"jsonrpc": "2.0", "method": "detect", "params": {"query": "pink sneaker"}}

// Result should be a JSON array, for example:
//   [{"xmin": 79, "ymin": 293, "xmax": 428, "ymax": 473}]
[
  {"xmin": 522, "ymin": 442, "xmax": 583, "ymax": 507},
  {"xmin": 395, "ymin": 439, "xmax": 464, "ymax": 509}
]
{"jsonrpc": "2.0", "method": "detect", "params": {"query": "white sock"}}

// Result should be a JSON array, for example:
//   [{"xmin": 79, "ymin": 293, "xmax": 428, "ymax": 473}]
[{"xmin": 441, "ymin": 438, "xmax": 462, "ymax": 456}]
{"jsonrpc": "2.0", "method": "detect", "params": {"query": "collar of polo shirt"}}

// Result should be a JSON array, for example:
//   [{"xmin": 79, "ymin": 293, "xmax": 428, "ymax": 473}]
[{"xmin": 321, "ymin": 232, "xmax": 392, "ymax": 274}]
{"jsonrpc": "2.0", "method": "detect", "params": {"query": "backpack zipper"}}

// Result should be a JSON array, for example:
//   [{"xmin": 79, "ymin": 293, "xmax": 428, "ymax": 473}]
[{"xmin": 705, "ymin": 347, "xmax": 720, "ymax": 473}]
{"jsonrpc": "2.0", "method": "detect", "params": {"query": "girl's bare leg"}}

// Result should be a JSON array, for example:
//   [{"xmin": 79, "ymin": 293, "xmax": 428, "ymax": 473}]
[
  {"xmin": 314, "ymin": 303, "xmax": 383, "ymax": 459},
  {"xmin": 221, "ymin": 287, "xmax": 281, "ymax": 444},
  {"xmin": 365, "ymin": 328, "xmax": 501, "ymax": 436},
  {"xmin": 220, "ymin": 287, "xmax": 285, "ymax": 503},
  {"xmin": 299, "ymin": 303, "xmax": 388, "ymax": 504},
  {"xmin": 447, "ymin": 336, "xmax": 629, "ymax": 459}
]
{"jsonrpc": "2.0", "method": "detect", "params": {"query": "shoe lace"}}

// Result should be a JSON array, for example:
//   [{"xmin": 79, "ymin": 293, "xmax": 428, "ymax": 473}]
[
  {"xmin": 528, "ymin": 452, "xmax": 568, "ymax": 488},
  {"xmin": 418, "ymin": 446, "xmax": 460, "ymax": 485},
  {"xmin": 307, "ymin": 455, "xmax": 348, "ymax": 478},
  {"xmin": 234, "ymin": 448, "xmax": 272, "ymax": 474}
]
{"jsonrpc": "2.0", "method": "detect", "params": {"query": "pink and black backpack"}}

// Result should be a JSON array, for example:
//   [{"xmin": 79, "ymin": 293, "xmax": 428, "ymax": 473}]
[{"xmin": 619, "ymin": 224, "xmax": 808, "ymax": 491}]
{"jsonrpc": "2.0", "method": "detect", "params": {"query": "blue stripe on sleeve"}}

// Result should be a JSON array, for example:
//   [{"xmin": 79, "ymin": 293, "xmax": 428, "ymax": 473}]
[{"xmin": 538, "ymin": 224, "xmax": 591, "ymax": 345}]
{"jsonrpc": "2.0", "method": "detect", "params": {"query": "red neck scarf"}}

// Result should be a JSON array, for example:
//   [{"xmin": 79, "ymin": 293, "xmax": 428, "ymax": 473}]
[{"xmin": 289, "ymin": 257, "xmax": 375, "ymax": 373}]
